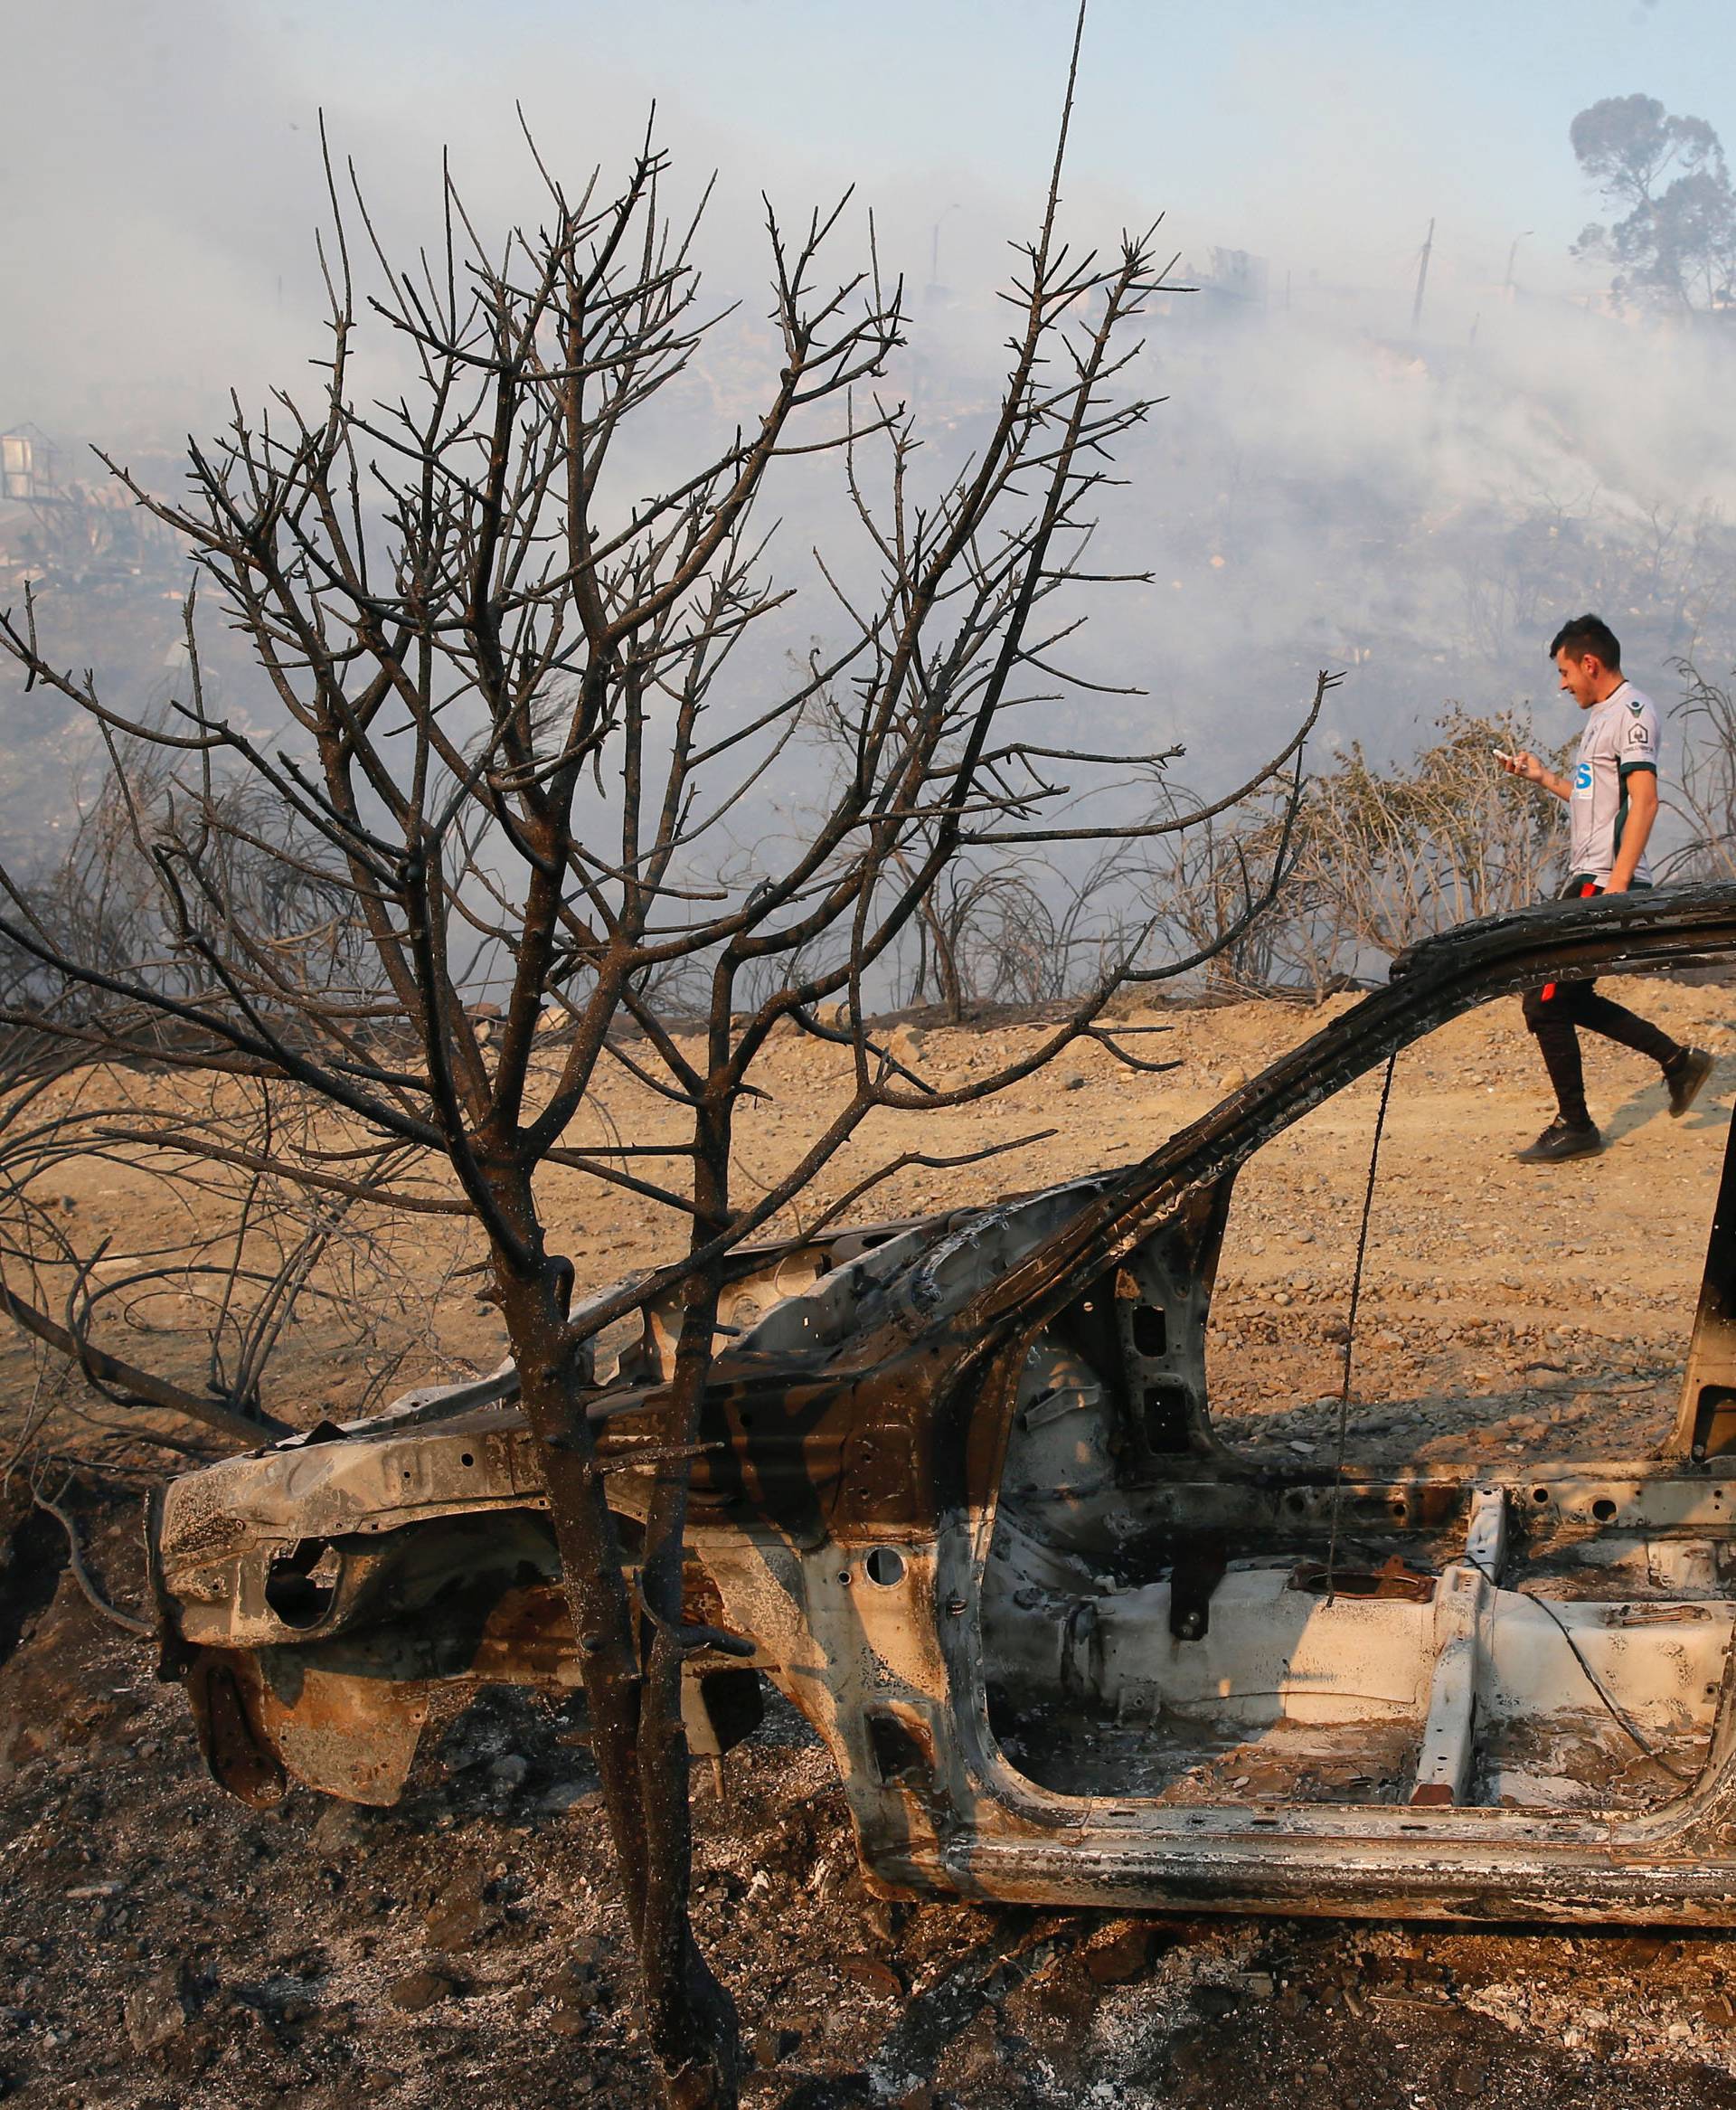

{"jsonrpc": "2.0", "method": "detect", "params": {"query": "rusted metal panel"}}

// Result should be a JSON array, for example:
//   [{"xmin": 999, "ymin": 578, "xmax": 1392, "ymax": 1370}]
[
  {"xmin": 1290, "ymin": 1556, "xmax": 1438, "ymax": 1604},
  {"xmin": 185, "ymin": 1645, "xmax": 426, "ymax": 1807}
]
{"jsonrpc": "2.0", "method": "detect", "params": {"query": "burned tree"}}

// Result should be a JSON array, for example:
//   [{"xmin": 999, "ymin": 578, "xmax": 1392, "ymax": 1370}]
[{"xmin": 0, "ymin": 45, "xmax": 1322, "ymax": 2110}]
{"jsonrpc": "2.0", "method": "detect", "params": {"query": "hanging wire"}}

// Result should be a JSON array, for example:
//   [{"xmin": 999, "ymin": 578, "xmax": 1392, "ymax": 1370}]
[
  {"xmin": 1456, "ymin": 1547, "xmax": 1695, "ymax": 1786},
  {"xmin": 1324, "ymin": 1049, "xmax": 1398, "ymax": 1604},
  {"xmin": 1318, "ymin": 1046, "xmax": 1696, "ymax": 1787}
]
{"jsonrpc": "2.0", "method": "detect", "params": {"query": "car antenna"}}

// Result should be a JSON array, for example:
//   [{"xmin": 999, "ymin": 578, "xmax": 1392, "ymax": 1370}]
[{"xmin": 1324, "ymin": 1048, "xmax": 1399, "ymax": 1603}]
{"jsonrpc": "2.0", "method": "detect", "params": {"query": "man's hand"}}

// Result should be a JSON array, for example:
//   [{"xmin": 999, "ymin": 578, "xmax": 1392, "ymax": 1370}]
[{"xmin": 1497, "ymin": 749, "xmax": 1569, "ymax": 800}]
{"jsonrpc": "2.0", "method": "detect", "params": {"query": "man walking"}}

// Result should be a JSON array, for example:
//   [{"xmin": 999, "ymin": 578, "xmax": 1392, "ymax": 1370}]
[{"xmin": 1498, "ymin": 613, "xmax": 1712, "ymax": 1162}]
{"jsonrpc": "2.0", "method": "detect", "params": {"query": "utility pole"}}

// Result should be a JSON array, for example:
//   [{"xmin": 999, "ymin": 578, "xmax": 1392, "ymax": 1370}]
[
  {"xmin": 1504, "ymin": 230, "xmax": 1533, "ymax": 295},
  {"xmin": 927, "ymin": 202, "xmax": 960, "ymax": 298},
  {"xmin": 1410, "ymin": 218, "xmax": 1435, "ymax": 335}
]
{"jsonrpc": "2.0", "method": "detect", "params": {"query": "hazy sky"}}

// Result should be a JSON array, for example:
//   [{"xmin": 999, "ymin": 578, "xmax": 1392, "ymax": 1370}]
[
  {"xmin": 6, "ymin": 0, "xmax": 1736, "ymax": 435},
  {"xmin": 10, "ymin": 0, "xmax": 1736, "ymax": 824}
]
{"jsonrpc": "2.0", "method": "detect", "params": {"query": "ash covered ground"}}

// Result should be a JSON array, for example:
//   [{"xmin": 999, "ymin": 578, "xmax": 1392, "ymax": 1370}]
[{"xmin": 7, "ymin": 980, "xmax": 1736, "ymax": 2107}]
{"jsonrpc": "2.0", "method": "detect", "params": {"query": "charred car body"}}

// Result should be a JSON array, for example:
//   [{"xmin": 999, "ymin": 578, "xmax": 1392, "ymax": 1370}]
[{"xmin": 149, "ymin": 885, "xmax": 1736, "ymax": 1923}]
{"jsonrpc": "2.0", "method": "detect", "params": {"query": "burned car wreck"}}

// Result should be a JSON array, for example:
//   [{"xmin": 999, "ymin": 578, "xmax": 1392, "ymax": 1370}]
[{"xmin": 148, "ymin": 884, "xmax": 1736, "ymax": 1924}]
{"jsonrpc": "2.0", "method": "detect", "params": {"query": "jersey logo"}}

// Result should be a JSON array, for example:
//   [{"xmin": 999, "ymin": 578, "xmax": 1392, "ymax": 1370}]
[
  {"xmin": 1574, "ymin": 761, "xmax": 1594, "ymax": 792},
  {"xmin": 1629, "ymin": 697, "xmax": 1645, "ymax": 713},
  {"xmin": 1628, "ymin": 723, "xmax": 1652, "ymax": 746}
]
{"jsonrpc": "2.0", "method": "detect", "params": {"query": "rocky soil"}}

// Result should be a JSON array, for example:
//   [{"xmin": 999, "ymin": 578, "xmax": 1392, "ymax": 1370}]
[{"xmin": 5, "ymin": 976, "xmax": 1736, "ymax": 2107}]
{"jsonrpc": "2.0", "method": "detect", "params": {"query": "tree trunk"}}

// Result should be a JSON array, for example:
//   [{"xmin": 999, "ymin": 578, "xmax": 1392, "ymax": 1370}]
[
  {"xmin": 499, "ymin": 1233, "xmax": 739, "ymax": 2109},
  {"xmin": 635, "ymin": 1117, "xmax": 740, "ymax": 2105}
]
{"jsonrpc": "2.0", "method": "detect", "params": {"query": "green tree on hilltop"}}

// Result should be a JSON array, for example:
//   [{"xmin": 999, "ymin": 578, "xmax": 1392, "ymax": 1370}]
[{"xmin": 1571, "ymin": 92, "xmax": 1736, "ymax": 315}]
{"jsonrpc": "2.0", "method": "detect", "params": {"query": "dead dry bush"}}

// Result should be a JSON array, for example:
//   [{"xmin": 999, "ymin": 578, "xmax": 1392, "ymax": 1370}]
[
  {"xmin": 1158, "ymin": 707, "xmax": 1571, "ymax": 998},
  {"xmin": 1665, "ymin": 658, "xmax": 1736, "ymax": 882},
  {"xmin": 0, "ymin": 1055, "xmax": 479, "ymax": 1462},
  {"xmin": 0, "ymin": 761, "xmax": 476, "ymax": 1467}
]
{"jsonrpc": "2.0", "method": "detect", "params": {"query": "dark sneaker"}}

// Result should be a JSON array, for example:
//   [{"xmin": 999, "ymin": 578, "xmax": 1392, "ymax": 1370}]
[
  {"xmin": 1515, "ymin": 1119, "xmax": 1603, "ymax": 1163},
  {"xmin": 1667, "ymin": 1046, "xmax": 1715, "ymax": 1118}
]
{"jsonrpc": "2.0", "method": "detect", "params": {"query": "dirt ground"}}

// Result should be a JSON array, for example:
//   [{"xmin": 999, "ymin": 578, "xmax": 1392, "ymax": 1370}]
[{"xmin": 7, "ymin": 975, "xmax": 1736, "ymax": 2107}]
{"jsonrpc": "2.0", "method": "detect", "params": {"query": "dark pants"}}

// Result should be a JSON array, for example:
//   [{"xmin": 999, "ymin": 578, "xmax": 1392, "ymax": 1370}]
[{"xmin": 1522, "ymin": 882, "xmax": 1680, "ymax": 1125}]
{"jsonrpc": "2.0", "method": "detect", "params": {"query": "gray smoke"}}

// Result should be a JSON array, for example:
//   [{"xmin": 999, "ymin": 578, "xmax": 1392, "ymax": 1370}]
[{"xmin": 5, "ymin": 4, "xmax": 1735, "ymax": 840}]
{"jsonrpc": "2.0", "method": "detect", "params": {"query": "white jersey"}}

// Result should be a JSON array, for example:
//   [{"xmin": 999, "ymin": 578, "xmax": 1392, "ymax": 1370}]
[{"xmin": 1569, "ymin": 680, "xmax": 1660, "ymax": 885}]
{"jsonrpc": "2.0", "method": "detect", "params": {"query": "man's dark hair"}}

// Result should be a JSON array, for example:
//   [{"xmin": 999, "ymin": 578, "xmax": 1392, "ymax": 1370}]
[{"xmin": 1549, "ymin": 613, "xmax": 1622, "ymax": 668}]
